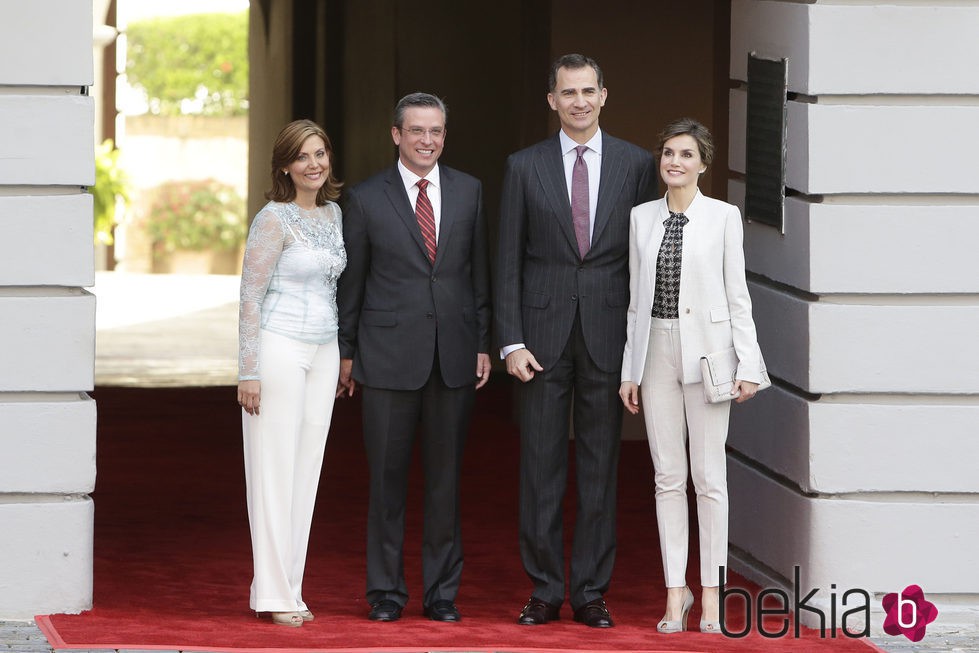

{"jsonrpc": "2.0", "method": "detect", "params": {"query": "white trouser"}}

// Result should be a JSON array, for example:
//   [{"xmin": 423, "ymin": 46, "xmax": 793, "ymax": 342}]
[
  {"xmin": 242, "ymin": 328, "xmax": 339, "ymax": 612},
  {"xmin": 641, "ymin": 318, "xmax": 731, "ymax": 588}
]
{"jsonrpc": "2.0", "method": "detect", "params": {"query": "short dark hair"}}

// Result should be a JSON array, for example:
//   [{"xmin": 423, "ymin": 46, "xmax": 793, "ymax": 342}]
[
  {"xmin": 393, "ymin": 92, "xmax": 447, "ymax": 128},
  {"xmin": 266, "ymin": 119, "xmax": 342, "ymax": 204},
  {"xmin": 547, "ymin": 53, "xmax": 604, "ymax": 93},
  {"xmin": 655, "ymin": 117, "xmax": 714, "ymax": 167}
]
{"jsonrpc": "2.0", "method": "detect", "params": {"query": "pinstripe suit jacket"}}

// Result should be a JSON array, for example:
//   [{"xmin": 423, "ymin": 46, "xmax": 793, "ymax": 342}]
[{"xmin": 495, "ymin": 131, "xmax": 657, "ymax": 373}]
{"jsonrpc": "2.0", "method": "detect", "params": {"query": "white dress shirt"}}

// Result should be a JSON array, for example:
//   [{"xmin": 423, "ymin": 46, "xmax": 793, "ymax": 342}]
[
  {"xmin": 559, "ymin": 128, "xmax": 602, "ymax": 243},
  {"xmin": 397, "ymin": 159, "xmax": 442, "ymax": 241}
]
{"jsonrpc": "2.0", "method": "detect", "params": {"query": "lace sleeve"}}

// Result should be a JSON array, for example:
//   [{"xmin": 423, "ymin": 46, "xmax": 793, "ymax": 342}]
[{"xmin": 238, "ymin": 207, "xmax": 285, "ymax": 380}]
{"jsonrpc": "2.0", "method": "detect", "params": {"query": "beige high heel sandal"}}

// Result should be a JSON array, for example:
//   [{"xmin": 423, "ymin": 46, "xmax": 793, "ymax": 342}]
[
  {"xmin": 656, "ymin": 586, "xmax": 694, "ymax": 634},
  {"xmin": 270, "ymin": 611, "xmax": 303, "ymax": 627}
]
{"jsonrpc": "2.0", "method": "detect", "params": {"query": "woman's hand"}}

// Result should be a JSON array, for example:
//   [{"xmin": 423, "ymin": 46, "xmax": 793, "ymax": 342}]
[
  {"xmin": 733, "ymin": 379, "xmax": 758, "ymax": 403},
  {"xmin": 619, "ymin": 381, "xmax": 641, "ymax": 415},
  {"xmin": 238, "ymin": 380, "xmax": 262, "ymax": 415}
]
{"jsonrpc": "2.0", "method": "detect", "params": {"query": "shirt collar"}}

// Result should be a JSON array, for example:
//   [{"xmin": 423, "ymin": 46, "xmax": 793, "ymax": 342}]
[
  {"xmin": 659, "ymin": 189, "xmax": 704, "ymax": 222},
  {"xmin": 397, "ymin": 159, "xmax": 440, "ymax": 191},
  {"xmin": 559, "ymin": 129, "xmax": 603, "ymax": 157}
]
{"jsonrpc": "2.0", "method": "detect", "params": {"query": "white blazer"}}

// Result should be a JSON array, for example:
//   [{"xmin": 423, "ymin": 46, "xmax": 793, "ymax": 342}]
[{"xmin": 620, "ymin": 190, "xmax": 764, "ymax": 385}]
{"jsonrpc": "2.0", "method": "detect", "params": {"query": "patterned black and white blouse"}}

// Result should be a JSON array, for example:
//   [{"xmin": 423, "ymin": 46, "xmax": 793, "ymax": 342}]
[{"xmin": 651, "ymin": 212, "xmax": 688, "ymax": 319}]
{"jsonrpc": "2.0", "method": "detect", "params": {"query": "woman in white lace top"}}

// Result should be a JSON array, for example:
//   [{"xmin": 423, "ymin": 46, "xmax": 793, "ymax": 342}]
[{"xmin": 237, "ymin": 120, "xmax": 346, "ymax": 628}]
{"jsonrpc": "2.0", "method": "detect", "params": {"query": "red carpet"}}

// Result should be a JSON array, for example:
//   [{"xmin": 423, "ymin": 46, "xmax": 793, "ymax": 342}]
[{"xmin": 38, "ymin": 380, "xmax": 880, "ymax": 652}]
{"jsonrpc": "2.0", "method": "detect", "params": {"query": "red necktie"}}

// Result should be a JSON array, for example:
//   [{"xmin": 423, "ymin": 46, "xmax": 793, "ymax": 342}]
[
  {"xmin": 415, "ymin": 179, "xmax": 437, "ymax": 264},
  {"xmin": 571, "ymin": 145, "xmax": 590, "ymax": 259}
]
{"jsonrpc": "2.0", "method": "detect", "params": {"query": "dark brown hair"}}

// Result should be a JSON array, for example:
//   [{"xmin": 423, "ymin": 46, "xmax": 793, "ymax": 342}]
[
  {"xmin": 655, "ymin": 117, "xmax": 714, "ymax": 167},
  {"xmin": 266, "ymin": 119, "xmax": 342, "ymax": 204},
  {"xmin": 548, "ymin": 53, "xmax": 604, "ymax": 93}
]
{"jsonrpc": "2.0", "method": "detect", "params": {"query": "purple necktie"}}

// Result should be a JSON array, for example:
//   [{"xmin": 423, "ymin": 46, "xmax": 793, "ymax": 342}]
[
  {"xmin": 571, "ymin": 145, "xmax": 590, "ymax": 259},
  {"xmin": 415, "ymin": 179, "xmax": 437, "ymax": 264}
]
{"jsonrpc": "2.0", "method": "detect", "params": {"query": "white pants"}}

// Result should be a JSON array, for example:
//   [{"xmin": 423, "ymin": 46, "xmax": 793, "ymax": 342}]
[
  {"xmin": 242, "ymin": 329, "xmax": 339, "ymax": 612},
  {"xmin": 641, "ymin": 318, "xmax": 731, "ymax": 588}
]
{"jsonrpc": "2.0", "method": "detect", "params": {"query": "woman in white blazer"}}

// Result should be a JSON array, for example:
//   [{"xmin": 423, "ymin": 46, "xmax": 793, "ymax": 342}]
[{"xmin": 618, "ymin": 118, "xmax": 764, "ymax": 634}]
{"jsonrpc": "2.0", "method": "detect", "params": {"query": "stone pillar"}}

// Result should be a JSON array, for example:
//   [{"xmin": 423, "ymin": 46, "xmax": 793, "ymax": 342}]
[
  {"xmin": 0, "ymin": 0, "xmax": 97, "ymax": 618},
  {"xmin": 727, "ymin": 0, "xmax": 979, "ymax": 633}
]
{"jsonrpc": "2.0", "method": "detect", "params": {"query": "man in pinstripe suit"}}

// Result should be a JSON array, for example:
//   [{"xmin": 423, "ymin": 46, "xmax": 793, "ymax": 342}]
[{"xmin": 495, "ymin": 54, "xmax": 657, "ymax": 628}]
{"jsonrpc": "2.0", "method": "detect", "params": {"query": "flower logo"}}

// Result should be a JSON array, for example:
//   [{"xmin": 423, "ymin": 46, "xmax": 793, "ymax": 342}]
[{"xmin": 882, "ymin": 585, "xmax": 938, "ymax": 642}]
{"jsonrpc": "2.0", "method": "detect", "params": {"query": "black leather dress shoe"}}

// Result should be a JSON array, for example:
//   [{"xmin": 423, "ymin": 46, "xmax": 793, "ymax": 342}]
[
  {"xmin": 368, "ymin": 599, "xmax": 403, "ymax": 621},
  {"xmin": 518, "ymin": 597, "xmax": 560, "ymax": 625},
  {"xmin": 423, "ymin": 599, "xmax": 461, "ymax": 622},
  {"xmin": 573, "ymin": 598, "xmax": 614, "ymax": 628}
]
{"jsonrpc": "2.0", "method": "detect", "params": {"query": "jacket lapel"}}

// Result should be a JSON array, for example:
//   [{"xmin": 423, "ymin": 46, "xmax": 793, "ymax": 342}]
[
  {"xmin": 643, "ymin": 200, "xmax": 669, "ymax": 292},
  {"xmin": 592, "ymin": 132, "xmax": 627, "ymax": 251},
  {"xmin": 534, "ymin": 135, "xmax": 580, "ymax": 256},
  {"xmin": 433, "ymin": 168, "xmax": 457, "ymax": 270},
  {"xmin": 383, "ymin": 165, "xmax": 432, "ymax": 265}
]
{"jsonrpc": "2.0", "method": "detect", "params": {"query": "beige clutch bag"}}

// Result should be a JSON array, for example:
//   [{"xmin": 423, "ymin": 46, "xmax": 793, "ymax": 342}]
[{"xmin": 700, "ymin": 347, "xmax": 771, "ymax": 404}]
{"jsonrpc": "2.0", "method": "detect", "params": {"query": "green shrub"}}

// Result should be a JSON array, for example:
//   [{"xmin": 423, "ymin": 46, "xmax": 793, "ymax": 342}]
[
  {"xmin": 126, "ymin": 11, "xmax": 248, "ymax": 116},
  {"xmin": 89, "ymin": 139, "xmax": 129, "ymax": 245},
  {"xmin": 145, "ymin": 179, "xmax": 247, "ymax": 253}
]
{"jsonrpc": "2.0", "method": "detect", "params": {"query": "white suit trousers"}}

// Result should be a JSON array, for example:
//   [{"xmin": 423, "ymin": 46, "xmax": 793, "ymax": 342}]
[
  {"xmin": 641, "ymin": 318, "xmax": 730, "ymax": 588},
  {"xmin": 242, "ymin": 328, "xmax": 339, "ymax": 612}
]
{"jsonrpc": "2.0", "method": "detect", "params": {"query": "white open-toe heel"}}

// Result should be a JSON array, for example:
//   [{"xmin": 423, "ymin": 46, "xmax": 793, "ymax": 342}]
[
  {"xmin": 700, "ymin": 619, "xmax": 722, "ymax": 634},
  {"xmin": 656, "ymin": 586, "xmax": 694, "ymax": 634},
  {"xmin": 270, "ymin": 611, "xmax": 303, "ymax": 627}
]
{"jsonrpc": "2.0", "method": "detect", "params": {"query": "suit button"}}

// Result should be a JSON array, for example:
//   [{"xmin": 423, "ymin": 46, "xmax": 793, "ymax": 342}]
[
  {"xmin": 431, "ymin": 276, "xmax": 437, "ymax": 283},
  {"xmin": 426, "ymin": 312, "xmax": 434, "ymax": 319},
  {"xmin": 571, "ymin": 294, "xmax": 578, "ymax": 301},
  {"xmin": 685, "ymin": 308, "xmax": 691, "ymax": 314}
]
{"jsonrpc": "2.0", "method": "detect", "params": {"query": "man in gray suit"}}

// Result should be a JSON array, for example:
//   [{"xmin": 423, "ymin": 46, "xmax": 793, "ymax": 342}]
[
  {"xmin": 495, "ymin": 54, "xmax": 657, "ymax": 628},
  {"xmin": 338, "ymin": 92, "xmax": 492, "ymax": 623}
]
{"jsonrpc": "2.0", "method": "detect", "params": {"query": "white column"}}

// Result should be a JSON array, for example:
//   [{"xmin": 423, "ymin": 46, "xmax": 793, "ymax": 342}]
[
  {"xmin": 728, "ymin": 0, "xmax": 979, "ymax": 633},
  {"xmin": 0, "ymin": 0, "xmax": 97, "ymax": 618}
]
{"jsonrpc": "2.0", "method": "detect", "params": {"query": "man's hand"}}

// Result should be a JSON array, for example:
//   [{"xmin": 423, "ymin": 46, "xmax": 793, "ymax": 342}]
[
  {"xmin": 475, "ymin": 353, "xmax": 492, "ymax": 389},
  {"xmin": 505, "ymin": 348, "xmax": 543, "ymax": 383},
  {"xmin": 337, "ymin": 358, "xmax": 357, "ymax": 398},
  {"xmin": 618, "ymin": 381, "xmax": 640, "ymax": 415},
  {"xmin": 238, "ymin": 380, "xmax": 261, "ymax": 415}
]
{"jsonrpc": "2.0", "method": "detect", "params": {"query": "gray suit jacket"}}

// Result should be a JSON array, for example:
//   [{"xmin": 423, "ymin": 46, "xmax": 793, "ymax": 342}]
[
  {"xmin": 494, "ymin": 131, "xmax": 657, "ymax": 373},
  {"xmin": 338, "ymin": 164, "xmax": 491, "ymax": 390}
]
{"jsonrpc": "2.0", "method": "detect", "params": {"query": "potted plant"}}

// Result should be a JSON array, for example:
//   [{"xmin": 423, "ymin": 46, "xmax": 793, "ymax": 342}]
[{"xmin": 145, "ymin": 178, "xmax": 246, "ymax": 273}]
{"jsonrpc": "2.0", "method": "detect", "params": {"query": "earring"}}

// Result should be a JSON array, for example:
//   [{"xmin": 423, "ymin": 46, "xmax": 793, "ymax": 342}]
[{"xmin": 282, "ymin": 170, "xmax": 288, "ymax": 175}]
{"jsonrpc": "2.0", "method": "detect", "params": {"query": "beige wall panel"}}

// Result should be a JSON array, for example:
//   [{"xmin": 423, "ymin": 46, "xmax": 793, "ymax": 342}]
[
  {"xmin": 787, "ymin": 102, "xmax": 979, "ymax": 195},
  {"xmin": 745, "ymin": 282, "xmax": 810, "ymax": 391},
  {"xmin": 0, "ymin": 499, "xmax": 93, "ymax": 618},
  {"xmin": 751, "ymin": 282, "xmax": 979, "ymax": 394},
  {"xmin": 0, "ymin": 294, "xmax": 95, "ymax": 391},
  {"xmin": 0, "ymin": 396, "xmax": 96, "ymax": 493},
  {"xmin": 730, "ymin": 389, "xmax": 979, "ymax": 494},
  {"xmin": 809, "ymin": 301, "xmax": 979, "ymax": 394},
  {"xmin": 0, "ymin": 96, "xmax": 95, "ymax": 186},
  {"xmin": 730, "ymin": 91, "xmax": 979, "ymax": 194},
  {"xmin": 731, "ymin": 181, "xmax": 979, "ymax": 294},
  {"xmin": 732, "ymin": 0, "xmax": 979, "ymax": 94},
  {"xmin": 729, "ymin": 458, "xmax": 979, "ymax": 597},
  {"xmin": 729, "ymin": 181, "xmax": 811, "ymax": 289},
  {"xmin": 728, "ymin": 384, "xmax": 811, "ymax": 489},
  {"xmin": 730, "ymin": 0, "xmax": 809, "ymax": 91},
  {"xmin": 0, "ymin": 0, "xmax": 93, "ymax": 85},
  {"xmin": 0, "ymin": 195, "xmax": 94, "ymax": 286}
]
